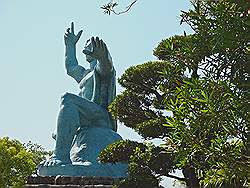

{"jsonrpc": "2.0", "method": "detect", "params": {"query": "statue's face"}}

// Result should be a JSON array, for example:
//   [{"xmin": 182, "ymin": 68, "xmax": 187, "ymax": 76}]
[{"xmin": 83, "ymin": 39, "xmax": 95, "ymax": 63}]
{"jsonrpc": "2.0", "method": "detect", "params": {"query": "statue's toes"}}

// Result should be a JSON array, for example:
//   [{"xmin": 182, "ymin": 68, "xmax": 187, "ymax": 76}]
[
  {"xmin": 43, "ymin": 160, "xmax": 50, "ymax": 166},
  {"xmin": 48, "ymin": 160, "xmax": 55, "ymax": 166},
  {"xmin": 43, "ymin": 159, "xmax": 55, "ymax": 166},
  {"xmin": 42, "ymin": 157, "xmax": 70, "ymax": 167}
]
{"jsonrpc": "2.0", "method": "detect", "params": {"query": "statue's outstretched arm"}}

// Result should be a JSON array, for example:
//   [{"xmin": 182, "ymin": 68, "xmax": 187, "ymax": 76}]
[
  {"xmin": 64, "ymin": 22, "xmax": 87, "ymax": 83},
  {"xmin": 84, "ymin": 37, "xmax": 113, "ymax": 76}
]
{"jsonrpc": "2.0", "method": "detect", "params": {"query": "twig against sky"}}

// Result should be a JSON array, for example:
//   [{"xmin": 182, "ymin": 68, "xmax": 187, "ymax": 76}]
[{"xmin": 101, "ymin": 0, "xmax": 138, "ymax": 15}]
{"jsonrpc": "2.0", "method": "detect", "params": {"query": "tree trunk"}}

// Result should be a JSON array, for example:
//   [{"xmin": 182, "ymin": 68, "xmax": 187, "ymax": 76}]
[{"xmin": 182, "ymin": 167, "xmax": 200, "ymax": 188}]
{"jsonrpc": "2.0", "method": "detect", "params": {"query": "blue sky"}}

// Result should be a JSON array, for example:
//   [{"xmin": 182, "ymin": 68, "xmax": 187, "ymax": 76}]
[{"xmin": 0, "ymin": 0, "xmax": 192, "ymax": 186}]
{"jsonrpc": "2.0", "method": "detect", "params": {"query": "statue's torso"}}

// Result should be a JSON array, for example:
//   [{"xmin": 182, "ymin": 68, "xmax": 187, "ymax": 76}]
[
  {"xmin": 78, "ymin": 68, "xmax": 111, "ymax": 108},
  {"xmin": 78, "ymin": 70, "xmax": 94, "ymax": 100}
]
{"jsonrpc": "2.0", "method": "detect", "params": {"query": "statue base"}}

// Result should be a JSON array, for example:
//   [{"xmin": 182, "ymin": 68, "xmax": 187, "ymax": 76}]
[
  {"xmin": 24, "ymin": 175, "xmax": 121, "ymax": 187},
  {"xmin": 38, "ymin": 162, "xmax": 127, "ymax": 178}
]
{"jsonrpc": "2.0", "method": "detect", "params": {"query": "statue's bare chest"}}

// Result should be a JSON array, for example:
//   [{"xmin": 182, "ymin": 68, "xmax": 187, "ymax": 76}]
[{"xmin": 79, "ymin": 70, "xmax": 94, "ymax": 99}]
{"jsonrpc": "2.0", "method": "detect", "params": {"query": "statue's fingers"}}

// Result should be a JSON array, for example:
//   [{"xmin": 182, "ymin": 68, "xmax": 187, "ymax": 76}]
[
  {"xmin": 102, "ymin": 42, "xmax": 108, "ymax": 53},
  {"xmin": 76, "ymin": 30, "xmax": 83, "ymax": 41},
  {"xmin": 91, "ymin": 37, "xmax": 96, "ymax": 48},
  {"xmin": 71, "ymin": 22, "xmax": 74, "ymax": 34},
  {"xmin": 96, "ymin": 37, "xmax": 100, "ymax": 48},
  {"xmin": 100, "ymin": 39, "xmax": 105, "ymax": 50},
  {"xmin": 66, "ymin": 28, "xmax": 70, "ymax": 34}
]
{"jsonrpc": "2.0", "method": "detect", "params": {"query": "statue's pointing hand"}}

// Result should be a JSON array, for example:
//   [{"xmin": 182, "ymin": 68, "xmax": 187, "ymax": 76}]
[
  {"xmin": 64, "ymin": 22, "xmax": 83, "ymax": 46},
  {"xmin": 83, "ymin": 37, "xmax": 109, "ymax": 63}
]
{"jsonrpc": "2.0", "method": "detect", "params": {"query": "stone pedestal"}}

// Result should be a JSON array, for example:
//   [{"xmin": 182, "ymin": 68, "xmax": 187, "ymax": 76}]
[
  {"xmin": 38, "ymin": 162, "xmax": 127, "ymax": 178},
  {"xmin": 24, "ymin": 176, "xmax": 121, "ymax": 188}
]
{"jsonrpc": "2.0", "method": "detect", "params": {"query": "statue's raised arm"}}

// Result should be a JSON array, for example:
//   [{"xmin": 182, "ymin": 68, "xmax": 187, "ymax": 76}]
[{"xmin": 64, "ymin": 22, "xmax": 87, "ymax": 83}]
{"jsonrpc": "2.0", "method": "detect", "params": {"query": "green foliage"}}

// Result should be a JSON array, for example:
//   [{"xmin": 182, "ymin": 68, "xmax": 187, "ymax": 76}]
[
  {"xmin": 100, "ymin": 141, "xmax": 173, "ymax": 188},
  {"xmin": 154, "ymin": 35, "xmax": 197, "ymax": 70},
  {"xmin": 200, "ymin": 140, "xmax": 249, "ymax": 187},
  {"xmin": 99, "ymin": 140, "xmax": 146, "ymax": 163},
  {"xmin": 101, "ymin": 141, "xmax": 159, "ymax": 188},
  {"xmin": 154, "ymin": 0, "xmax": 249, "ymax": 85},
  {"xmin": 24, "ymin": 141, "xmax": 52, "ymax": 167},
  {"xmin": 109, "ymin": 61, "xmax": 184, "ymax": 138},
  {"xmin": 101, "ymin": 0, "xmax": 250, "ymax": 187},
  {"xmin": 164, "ymin": 79, "xmax": 249, "ymax": 186},
  {"xmin": 0, "ymin": 137, "xmax": 36, "ymax": 187}
]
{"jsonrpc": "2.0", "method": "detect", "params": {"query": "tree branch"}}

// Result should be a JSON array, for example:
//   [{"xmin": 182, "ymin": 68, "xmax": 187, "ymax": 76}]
[
  {"xmin": 113, "ymin": 0, "xmax": 138, "ymax": 15},
  {"xmin": 101, "ymin": 0, "xmax": 138, "ymax": 15},
  {"xmin": 166, "ymin": 174, "xmax": 186, "ymax": 182}
]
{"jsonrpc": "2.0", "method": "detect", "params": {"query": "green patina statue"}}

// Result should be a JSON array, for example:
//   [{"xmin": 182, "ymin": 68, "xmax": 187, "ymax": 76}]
[{"xmin": 38, "ymin": 22, "xmax": 127, "ymax": 177}]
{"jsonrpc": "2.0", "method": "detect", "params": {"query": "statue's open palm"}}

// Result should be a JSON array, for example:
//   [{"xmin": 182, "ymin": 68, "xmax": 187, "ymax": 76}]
[{"xmin": 64, "ymin": 22, "xmax": 83, "ymax": 46}]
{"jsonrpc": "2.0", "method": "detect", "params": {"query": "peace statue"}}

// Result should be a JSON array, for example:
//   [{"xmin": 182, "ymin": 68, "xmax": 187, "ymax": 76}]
[{"xmin": 38, "ymin": 22, "xmax": 127, "ymax": 177}]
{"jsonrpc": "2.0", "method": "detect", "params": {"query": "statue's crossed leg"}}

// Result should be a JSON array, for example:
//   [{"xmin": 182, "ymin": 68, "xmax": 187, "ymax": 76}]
[{"xmin": 44, "ymin": 92, "xmax": 110, "ymax": 166}]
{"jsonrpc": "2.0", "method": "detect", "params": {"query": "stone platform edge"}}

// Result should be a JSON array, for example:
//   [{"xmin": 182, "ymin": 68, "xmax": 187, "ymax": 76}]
[{"xmin": 24, "ymin": 176, "xmax": 123, "ymax": 187}]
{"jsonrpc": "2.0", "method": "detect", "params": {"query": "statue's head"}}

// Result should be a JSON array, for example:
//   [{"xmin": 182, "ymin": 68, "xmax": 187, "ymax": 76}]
[{"xmin": 82, "ymin": 39, "xmax": 95, "ymax": 63}]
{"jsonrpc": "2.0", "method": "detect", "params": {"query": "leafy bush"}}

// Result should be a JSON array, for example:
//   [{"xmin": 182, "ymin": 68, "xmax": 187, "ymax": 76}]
[{"xmin": 0, "ymin": 137, "xmax": 36, "ymax": 187}]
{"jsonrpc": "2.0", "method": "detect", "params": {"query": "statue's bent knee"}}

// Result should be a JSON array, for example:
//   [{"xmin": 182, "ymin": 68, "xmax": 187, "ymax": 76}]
[{"xmin": 60, "ymin": 92, "xmax": 76, "ymax": 106}]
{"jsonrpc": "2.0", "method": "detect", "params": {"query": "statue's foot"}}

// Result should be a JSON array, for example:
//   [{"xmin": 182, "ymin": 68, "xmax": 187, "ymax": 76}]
[{"xmin": 43, "ymin": 155, "xmax": 71, "ymax": 167}]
